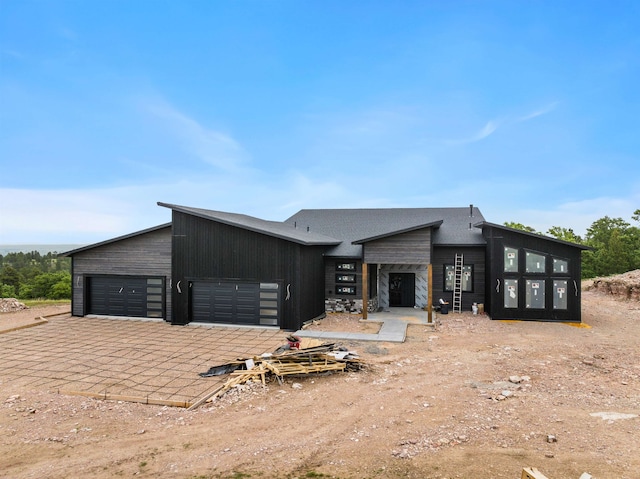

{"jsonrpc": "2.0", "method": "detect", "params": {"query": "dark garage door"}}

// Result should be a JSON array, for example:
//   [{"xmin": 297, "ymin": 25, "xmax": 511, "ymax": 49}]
[
  {"xmin": 190, "ymin": 281, "xmax": 280, "ymax": 326},
  {"xmin": 88, "ymin": 276, "xmax": 164, "ymax": 319},
  {"xmin": 191, "ymin": 281, "xmax": 259, "ymax": 325}
]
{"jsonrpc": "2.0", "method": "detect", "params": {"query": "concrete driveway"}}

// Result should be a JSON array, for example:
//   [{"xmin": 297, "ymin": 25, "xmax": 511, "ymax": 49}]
[{"xmin": 0, "ymin": 315, "xmax": 286, "ymax": 407}]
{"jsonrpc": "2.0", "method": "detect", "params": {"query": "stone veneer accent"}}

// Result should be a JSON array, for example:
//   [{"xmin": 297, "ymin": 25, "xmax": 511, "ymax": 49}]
[{"xmin": 325, "ymin": 296, "xmax": 378, "ymax": 314}]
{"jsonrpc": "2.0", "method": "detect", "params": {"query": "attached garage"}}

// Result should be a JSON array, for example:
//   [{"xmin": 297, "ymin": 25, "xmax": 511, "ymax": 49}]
[
  {"xmin": 189, "ymin": 281, "xmax": 280, "ymax": 326},
  {"xmin": 87, "ymin": 276, "xmax": 165, "ymax": 319},
  {"xmin": 62, "ymin": 224, "xmax": 172, "ymax": 321}
]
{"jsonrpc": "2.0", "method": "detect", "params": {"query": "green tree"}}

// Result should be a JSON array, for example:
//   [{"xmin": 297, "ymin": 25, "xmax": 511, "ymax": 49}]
[
  {"xmin": 50, "ymin": 275, "xmax": 72, "ymax": 299},
  {"xmin": 582, "ymin": 214, "xmax": 640, "ymax": 278},
  {"xmin": 503, "ymin": 222, "xmax": 539, "ymax": 234},
  {"xmin": 0, "ymin": 265, "xmax": 21, "ymax": 295},
  {"xmin": 547, "ymin": 226, "xmax": 583, "ymax": 244},
  {"xmin": 27, "ymin": 271, "xmax": 71, "ymax": 299},
  {"xmin": 0, "ymin": 283, "xmax": 16, "ymax": 298}
]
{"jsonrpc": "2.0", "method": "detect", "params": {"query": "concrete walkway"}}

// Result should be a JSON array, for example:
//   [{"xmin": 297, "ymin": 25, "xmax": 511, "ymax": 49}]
[{"xmin": 295, "ymin": 307, "xmax": 436, "ymax": 343}]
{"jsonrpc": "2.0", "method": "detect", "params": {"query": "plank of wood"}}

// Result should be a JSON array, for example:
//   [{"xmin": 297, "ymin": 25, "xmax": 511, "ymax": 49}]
[
  {"xmin": 522, "ymin": 467, "xmax": 550, "ymax": 479},
  {"xmin": 187, "ymin": 385, "xmax": 225, "ymax": 411}
]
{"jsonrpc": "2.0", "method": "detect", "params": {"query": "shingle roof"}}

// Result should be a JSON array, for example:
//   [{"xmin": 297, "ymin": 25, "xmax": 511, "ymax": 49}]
[
  {"xmin": 158, "ymin": 202, "xmax": 341, "ymax": 246},
  {"xmin": 285, "ymin": 207, "xmax": 486, "ymax": 257}
]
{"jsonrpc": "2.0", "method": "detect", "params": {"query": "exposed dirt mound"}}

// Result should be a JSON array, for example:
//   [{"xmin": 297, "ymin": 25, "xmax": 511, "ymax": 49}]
[
  {"xmin": 0, "ymin": 298, "xmax": 28, "ymax": 313},
  {"xmin": 583, "ymin": 269, "xmax": 640, "ymax": 301}
]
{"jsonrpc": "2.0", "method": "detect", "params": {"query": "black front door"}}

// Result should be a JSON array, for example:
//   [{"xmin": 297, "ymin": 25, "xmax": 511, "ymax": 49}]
[{"xmin": 389, "ymin": 273, "xmax": 415, "ymax": 307}]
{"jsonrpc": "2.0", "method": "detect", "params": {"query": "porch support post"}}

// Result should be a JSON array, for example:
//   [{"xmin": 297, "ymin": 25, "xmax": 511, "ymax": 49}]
[
  {"xmin": 362, "ymin": 262, "xmax": 368, "ymax": 320},
  {"xmin": 427, "ymin": 263, "xmax": 433, "ymax": 324}
]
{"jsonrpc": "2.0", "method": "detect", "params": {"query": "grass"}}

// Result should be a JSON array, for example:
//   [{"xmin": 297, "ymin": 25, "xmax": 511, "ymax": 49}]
[{"xmin": 21, "ymin": 299, "xmax": 71, "ymax": 308}]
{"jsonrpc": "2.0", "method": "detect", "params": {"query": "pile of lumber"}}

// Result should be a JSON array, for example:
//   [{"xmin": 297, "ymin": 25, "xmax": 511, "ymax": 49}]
[{"xmin": 189, "ymin": 341, "xmax": 363, "ymax": 410}]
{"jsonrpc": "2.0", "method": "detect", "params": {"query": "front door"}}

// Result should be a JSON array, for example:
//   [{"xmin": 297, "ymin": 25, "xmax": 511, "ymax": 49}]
[{"xmin": 389, "ymin": 273, "xmax": 415, "ymax": 307}]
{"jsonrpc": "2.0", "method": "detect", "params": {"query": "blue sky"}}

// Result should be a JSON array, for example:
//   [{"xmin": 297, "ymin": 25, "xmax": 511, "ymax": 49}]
[{"xmin": 1, "ymin": 1, "xmax": 639, "ymax": 245}]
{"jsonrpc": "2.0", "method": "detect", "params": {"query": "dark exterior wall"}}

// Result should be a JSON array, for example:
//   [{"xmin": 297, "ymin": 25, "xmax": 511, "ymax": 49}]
[
  {"xmin": 324, "ymin": 259, "xmax": 362, "ymax": 299},
  {"xmin": 171, "ymin": 211, "xmax": 325, "ymax": 330},
  {"xmin": 70, "ymin": 227, "xmax": 172, "ymax": 319},
  {"xmin": 298, "ymin": 246, "xmax": 328, "ymax": 323},
  {"xmin": 363, "ymin": 228, "xmax": 432, "ymax": 264},
  {"xmin": 432, "ymin": 246, "xmax": 486, "ymax": 311},
  {"xmin": 482, "ymin": 225, "xmax": 584, "ymax": 322}
]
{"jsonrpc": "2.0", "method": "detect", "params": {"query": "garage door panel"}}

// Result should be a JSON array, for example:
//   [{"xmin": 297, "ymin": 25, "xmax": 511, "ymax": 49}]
[
  {"xmin": 88, "ymin": 276, "xmax": 162, "ymax": 319},
  {"xmin": 190, "ymin": 281, "xmax": 276, "ymax": 326}
]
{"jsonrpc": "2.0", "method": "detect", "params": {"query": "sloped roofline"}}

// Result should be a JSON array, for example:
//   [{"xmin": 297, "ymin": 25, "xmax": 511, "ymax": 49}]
[
  {"xmin": 475, "ymin": 221, "xmax": 592, "ymax": 250},
  {"xmin": 59, "ymin": 223, "xmax": 173, "ymax": 257},
  {"xmin": 158, "ymin": 202, "xmax": 341, "ymax": 246},
  {"xmin": 352, "ymin": 220, "xmax": 443, "ymax": 244}
]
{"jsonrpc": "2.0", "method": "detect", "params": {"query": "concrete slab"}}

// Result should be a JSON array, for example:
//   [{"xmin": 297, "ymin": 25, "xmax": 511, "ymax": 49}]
[
  {"xmin": 295, "ymin": 307, "xmax": 436, "ymax": 343},
  {"xmin": 0, "ymin": 315, "xmax": 286, "ymax": 407}
]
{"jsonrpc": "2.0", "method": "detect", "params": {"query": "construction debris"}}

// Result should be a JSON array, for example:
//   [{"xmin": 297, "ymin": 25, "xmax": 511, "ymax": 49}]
[
  {"xmin": 0, "ymin": 298, "xmax": 28, "ymax": 313},
  {"xmin": 190, "ymin": 340, "xmax": 363, "ymax": 410}
]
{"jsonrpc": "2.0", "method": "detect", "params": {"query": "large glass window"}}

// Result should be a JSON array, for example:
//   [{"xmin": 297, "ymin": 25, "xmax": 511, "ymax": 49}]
[
  {"xmin": 504, "ymin": 279, "xmax": 518, "ymax": 308},
  {"xmin": 504, "ymin": 247, "xmax": 518, "ymax": 272},
  {"xmin": 553, "ymin": 280, "xmax": 568, "ymax": 310},
  {"xmin": 553, "ymin": 258, "xmax": 569, "ymax": 274},
  {"xmin": 526, "ymin": 280, "xmax": 545, "ymax": 309},
  {"xmin": 525, "ymin": 251, "xmax": 546, "ymax": 273},
  {"xmin": 443, "ymin": 265, "xmax": 473, "ymax": 292}
]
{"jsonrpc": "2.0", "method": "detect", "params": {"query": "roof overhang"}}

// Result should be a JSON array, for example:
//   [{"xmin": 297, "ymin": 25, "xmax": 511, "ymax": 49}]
[
  {"xmin": 475, "ymin": 221, "xmax": 593, "ymax": 250},
  {"xmin": 59, "ymin": 223, "xmax": 173, "ymax": 257},
  {"xmin": 351, "ymin": 220, "xmax": 443, "ymax": 245},
  {"xmin": 158, "ymin": 202, "xmax": 341, "ymax": 247}
]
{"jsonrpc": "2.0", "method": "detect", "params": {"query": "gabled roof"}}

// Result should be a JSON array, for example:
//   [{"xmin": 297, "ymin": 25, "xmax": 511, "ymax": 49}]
[
  {"xmin": 59, "ymin": 223, "xmax": 172, "ymax": 257},
  {"xmin": 285, "ymin": 207, "xmax": 486, "ymax": 257},
  {"xmin": 352, "ymin": 220, "xmax": 444, "ymax": 244},
  {"xmin": 158, "ymin": 202, "xmax": 341, "ymax": 246},
  {"xmin": 476, "ymin": 221, "xmax": 592, "ymax": 250}
]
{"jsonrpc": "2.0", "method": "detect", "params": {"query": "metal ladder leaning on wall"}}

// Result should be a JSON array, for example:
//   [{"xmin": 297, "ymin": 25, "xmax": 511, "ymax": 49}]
[{"xmin": 453, "ymin": 253, "xmax": 464, "ymax": 313}]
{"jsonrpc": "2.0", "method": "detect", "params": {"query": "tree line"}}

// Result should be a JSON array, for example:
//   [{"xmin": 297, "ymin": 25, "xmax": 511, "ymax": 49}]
[
  {"xmin": 505, "ymin": 209, "xmax": 640, "ymax": 278},
  {"xmin": 0, "ymin": 251, "xmax": 71, "ymax": 300}
]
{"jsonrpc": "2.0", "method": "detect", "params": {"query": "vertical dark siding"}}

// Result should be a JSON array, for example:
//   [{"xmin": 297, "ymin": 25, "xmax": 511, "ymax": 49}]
[
  {"xmin": 297, "ymin": 246, "xmax": 328, "ymax": 324},
  {"xmin": 432, "ymin": 246, "xmax": 486, "ymax": 311},
  {"xmin": 171, "ymin": 212, "xmax": 325, "ymax": 329},
  {"xmin": 69, "ymin": 227, "xmax": 172, "ymax": 319},
  {"xmin": 482, "ymin": 225, "xmax": 584, "ymax": 322}
]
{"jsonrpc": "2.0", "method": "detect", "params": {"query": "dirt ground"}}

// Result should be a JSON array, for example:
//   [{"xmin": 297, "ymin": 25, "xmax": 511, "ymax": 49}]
[{"xmin": 1, "ymin": 283, "xmax": 639, "ymax": 479}]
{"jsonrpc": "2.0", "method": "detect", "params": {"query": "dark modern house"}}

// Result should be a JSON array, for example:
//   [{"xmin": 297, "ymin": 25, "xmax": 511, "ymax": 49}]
[{"xmin": 62, "ymin": 202, "xmax": 590, "ymax": 329}]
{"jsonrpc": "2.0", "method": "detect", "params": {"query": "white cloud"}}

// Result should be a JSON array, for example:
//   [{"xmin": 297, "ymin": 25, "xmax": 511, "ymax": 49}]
[
  {"xmin": 516, "ymin": 102, "xmax": 559, "ymax": 122},
  {"xmin": 444, "ymin": 119, "xmax": 501, "ymax": 145},
  {"xmin": 0, "ymin": 188, "xmax": 136, "ymax": 244},
  {"xmin": 490, "ymin": 192, "xmax": 640, "ymax": 237},
  {"xmin": 142, "ymin": 98, "xmax": 249, "ymax": 171}
]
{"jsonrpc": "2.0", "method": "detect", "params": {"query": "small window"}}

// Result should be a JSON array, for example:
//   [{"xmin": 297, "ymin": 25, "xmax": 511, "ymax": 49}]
[
  {"xmin": 337, "ymin": 286, "xmax": 356, "ymax": 295},
  {"xmin": 335, "ymin": 273, "xmax": 356, "ymax": 283},
  {"xmin": 504, "ymin": 247, "xmax": 518, "ymax": 272},
  {"xmin": 553, "ymin": 258, "xmax": 569, "ymax": 274},
  {"xmin": 525, "ymin": 251, "xmax": 546, "ymax": 273},
  {"xmin": 443, "ymin": 265, "xmax": 473, "ymax": 292},
  {"xmin": 336, "ymin": 262, "xmax": 356, "ymax": 271}
]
